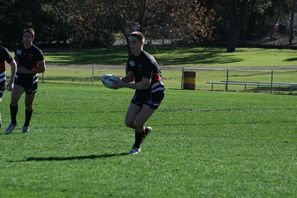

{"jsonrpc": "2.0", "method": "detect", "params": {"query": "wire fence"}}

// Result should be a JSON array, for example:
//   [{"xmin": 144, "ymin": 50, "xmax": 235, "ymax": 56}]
[{"xmin": 41, "ymin": 64, "xmax": 297, "ymax": 94}]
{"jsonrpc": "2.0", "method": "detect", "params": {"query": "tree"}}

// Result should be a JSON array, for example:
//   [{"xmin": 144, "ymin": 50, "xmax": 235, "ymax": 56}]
[
  {"xmin": 53, "ymin": 0, "xmax": 114, "ymax": 47},
  {"xmin": 0, "ymin": 0, "xmax": 45, "ymax": 46},
  {"xmin": 105, "ymin": 0, "xmax": 216, "ymax": 53},
  {"xmin": 0, "ymin": 0, "xmax": 219, "ymax": 48},
  {"xmin": 167, "ymin": 0, "xmax": 216, "ymax": 43},
  {"xmin": 40, "ymin": 0, "xmax": 72, "ymax": 45},
  {"xmin": 0, "ymin": 0, "xmax": 65, "ymax": 46},
  {"xmin": 205, "ymin": 0, "xmax": 273, "ymax": 52},
  {"xmin": 288, "ymin": 0, "xmax": 297, "ymax": 45}
]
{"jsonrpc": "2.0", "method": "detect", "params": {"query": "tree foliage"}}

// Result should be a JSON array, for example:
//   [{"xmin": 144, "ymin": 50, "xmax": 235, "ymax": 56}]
[
  {"xmin": 205, "ymin": 0, "xmax": 274, "ymax": 52},
  {"xmin": 61, "ymin": 0, "xmax": 114, "ymax": 46},
  {"xmin": 0, "ymin": 0, "xmax": 295, "ymax": 48},
  {"xmin": 0, "ymin": 0, "xmax": 48, "ymax": 46}
]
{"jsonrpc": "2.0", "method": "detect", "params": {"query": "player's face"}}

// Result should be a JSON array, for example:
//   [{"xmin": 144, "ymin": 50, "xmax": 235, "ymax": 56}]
[
  {"xmin": 129, "ymin": 36, "xmax": 142, "ymax": 55},
  {"xmin": 23, "ymin": 32, "xmax": 34, "ymax": 47}
]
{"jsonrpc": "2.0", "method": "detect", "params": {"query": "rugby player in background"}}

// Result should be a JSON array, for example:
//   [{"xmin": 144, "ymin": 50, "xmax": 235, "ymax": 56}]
[
  {"xmin": 0, "ymin": 46, "xmax": 17, "ymax": 128},
  {"xmin": 6, "ymin": 28, "xmax": 46, "ymax": 134}
]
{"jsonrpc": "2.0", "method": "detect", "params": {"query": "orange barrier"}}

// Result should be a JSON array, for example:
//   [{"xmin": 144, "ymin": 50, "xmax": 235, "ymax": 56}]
[{"xmin": 183, "ymin": 71, "xmax": 196, "ymax": 90}]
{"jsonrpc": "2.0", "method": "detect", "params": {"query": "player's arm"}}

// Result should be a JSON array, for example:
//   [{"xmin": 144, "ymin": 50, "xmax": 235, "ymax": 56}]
[
  {"xmin": 17, "ymin": 60, "xmax": 46, "ymax": 74},
  {"xmin": 121, "ymin": 71, "xmax": 135, "ymax": 83},
  {"xmin": 112, "ymin": 60, "xmax": 152, "ymax": 90},
  {"xmin": 118, "ymin": 77, "xmax": 151, "ymax": 90},
  {"xmin": 6, "ymin": 59, "xmax": 17, "ymax": 91},
  {"xmin": 113, "ymin": 73, "xmax": 151, "ymax": 90},
  {"xmin": 33, "ymin": 60, "xmax": 46, "ymax": 73}
]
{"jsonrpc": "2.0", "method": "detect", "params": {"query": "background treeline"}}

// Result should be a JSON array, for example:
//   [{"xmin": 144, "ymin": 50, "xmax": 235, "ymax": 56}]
[{"xmin": 0, "ymin": 0, "xmax": 296, "ymax": 51}]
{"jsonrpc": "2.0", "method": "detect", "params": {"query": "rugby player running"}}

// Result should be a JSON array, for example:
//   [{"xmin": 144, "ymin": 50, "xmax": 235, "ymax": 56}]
[
  {"xmin": 6, "ymin": 28, "xmax": 46, "ymax": 134},
  {"xmin": 111, "ymin": 31, "xmax": 165, "ymax": 154},
  {"xmin": 0, "ymin": 46, "xmax": 17, "ymax": 127}
]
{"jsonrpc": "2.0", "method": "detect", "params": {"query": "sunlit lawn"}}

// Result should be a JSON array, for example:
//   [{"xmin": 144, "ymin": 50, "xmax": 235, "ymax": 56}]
[
  {"xmin": 0, "ymin": 83, "xmax": 296, "ymax": 197},
  {"xmin": 43, "ymin": 47, "xmax": 297, "ymax": 67},
  {"xmin": 1, "ymin": 46, "xmax": 297, "ymax": 197}
]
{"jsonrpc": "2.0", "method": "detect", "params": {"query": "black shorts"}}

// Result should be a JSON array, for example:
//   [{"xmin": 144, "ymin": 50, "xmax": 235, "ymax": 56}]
[
  {"xmin": 0, "ymin": 80, "xmax": 5, "ymax": 98},
  {"xmin": 15, "ymin": 74, "xmax": 38, "ymax": 94},
  {"xmin": 0, "ymin": 71, "xmax": 6, "ymax": 98},
  {"xmin": 131, "ymin": 81, "xmax": 165, "ymax": 110}
]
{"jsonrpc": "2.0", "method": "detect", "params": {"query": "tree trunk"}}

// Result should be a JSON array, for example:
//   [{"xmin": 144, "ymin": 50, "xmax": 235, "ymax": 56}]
[
  {"xmin": 226, "ymin": 0, "xmax": 241, "ymax": 52},
  {"xmin": 121, "ymin": 27, "xmax": 131, "ymax": 56},
  {"xmin": 137, "ymin": 0, "xmax": 146, "ymax": 32},
  {"xmin": 226, "ymin": 23, "xmax": 240, "ymax": 52},
  {"xmin": 289, "ymin": 0, "xmax": 297, "ymax": 45},
  {"xmin": 240, "ymin": 3, "xmax": 249, "ymax": 41},
  {"xmin": 270, "ymin": 15, "xmax": 280, "ymax": 39}
]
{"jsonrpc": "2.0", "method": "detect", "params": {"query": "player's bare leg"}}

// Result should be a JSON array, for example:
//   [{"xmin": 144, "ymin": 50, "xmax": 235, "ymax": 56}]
[
  {"xmin": 22, "ymin": 93, "xmax": 35, "ymax": 133},
  {"xmin": 6, "ymin": 85, "xmax": 24, "ymax": 134},
  {"xmin": 128, "ymin": 104, "xmax": 155, "ymax": 154}
]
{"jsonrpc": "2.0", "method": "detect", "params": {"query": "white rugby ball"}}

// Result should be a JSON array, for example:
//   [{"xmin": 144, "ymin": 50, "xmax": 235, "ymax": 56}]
[{"xmin": 101, "ymin": 74, "xmax": 120, "ymax": 88}]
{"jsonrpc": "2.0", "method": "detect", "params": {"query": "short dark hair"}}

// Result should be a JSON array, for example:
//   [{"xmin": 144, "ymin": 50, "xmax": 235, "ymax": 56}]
[
  {"xmin": 130, "ymin": 31, "xmax": 145, "ymax": 41},
  {"xmin": 22, "ymin": 28, "xmax": 35, "ymax": 38}
]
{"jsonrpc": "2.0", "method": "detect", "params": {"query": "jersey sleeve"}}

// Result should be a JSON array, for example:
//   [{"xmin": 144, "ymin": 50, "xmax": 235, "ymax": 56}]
[
  {"xmin": 2, "ymin": 47, "xmax": 13, "ymax": 63},
  {"xmin": 141, "ymin": 59, "xmax": 154, "ymax": 79},
  {"xmin": 35, "ymin": 49, "xmax": 44, "ymax": 62},
  {"xmin": 126, "ymin": 60, "xmax": 130, "ymax": 74}
]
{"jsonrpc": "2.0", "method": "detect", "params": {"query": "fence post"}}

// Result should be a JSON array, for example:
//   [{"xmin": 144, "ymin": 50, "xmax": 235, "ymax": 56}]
[
  {"xmin": 92, "ymin": 64, "xmax": 95, "ymax": 86},
  {"xmin": 225, "ymin": 68, "xmax": 229, "ymax": 91},
  {"xmin": 270, "ymin": 69, "xmax": 274, "ymax": 93},
  {"xmin": 181, "ymin": 67, "xmax": 184, "ymax": 90}
]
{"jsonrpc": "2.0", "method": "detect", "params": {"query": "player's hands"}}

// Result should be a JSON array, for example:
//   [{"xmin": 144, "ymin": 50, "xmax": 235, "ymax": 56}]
[
  {"xmin": 17, "ymin": 66, "xmax": 32, "ymax": 74},
  {"xmin": 110, "ymin": 81, "xmax": 124, "ymax": 89},
  {"xmin": 6, "ymin": 81, "xmax": 14, "ymax": 91}
]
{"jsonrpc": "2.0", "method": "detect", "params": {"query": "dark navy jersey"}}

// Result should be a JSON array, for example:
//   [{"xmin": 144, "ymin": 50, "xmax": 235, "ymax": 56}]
[
  {"xmin": 127, "ymin": 51, "xmax": 165, "ymax": 108},
  {"xmin": 15, "ymin": 44, "xmax": 44, "ymax": 73},
  {"xmin": 0, "ymin": 46, "xmax": 13, "ymax": 72},
  {"xmin": 126, "ymin": 51, "xmax": 163, "ymax": 94}
]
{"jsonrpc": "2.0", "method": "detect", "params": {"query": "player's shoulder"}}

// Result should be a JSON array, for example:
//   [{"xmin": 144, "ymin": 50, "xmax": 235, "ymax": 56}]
[
  {"xmin": 141, "ymin": 51, "xmax": 157, "ymax": 64},
  {"xmin": 31, "ymin": 44, "xmax": 43, "ymax": 53},
  {"xmin": 29, "ymin": 45, "xmax": 44, "ymax": 58},
  {"xmin": 0, "ymin": 46, "xmax": 12, "ymax": 58},
  {"xmin": 0, "ymin": 46, "xmax": 9, "ymax": 53}
]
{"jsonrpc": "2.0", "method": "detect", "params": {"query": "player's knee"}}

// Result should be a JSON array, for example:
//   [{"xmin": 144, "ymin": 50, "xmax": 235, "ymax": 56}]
[
  {"xmin": 10, "ymin": 101, "xmax": 18, "ymax": 106},
  {"xmin": 25, "ymin": 106, "xmax": 33, "ymax": 111},
  {"xmin": 134, "ymin": 122, "xmax": 144, "ymax": 132},
  {"xmin": 125, "ymin": 120, "xmax": 135, "ymax": 129},
  {"xmin": 25, "ymin": 103, "xmax": 33, "ymax": 111}
]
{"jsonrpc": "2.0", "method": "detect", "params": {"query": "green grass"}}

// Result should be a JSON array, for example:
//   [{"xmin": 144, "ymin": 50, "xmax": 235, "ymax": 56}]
[
  {"xmin": 1, "ymin": 47, "xmax": 296, "ymax": 196},
  {"xmin": 9, "ymin": 46, "xmax": 297, "ymax": 92},
  {"xmin": 34, "ymin": 66, "xmax": 297, "ymax": 92},
  {"xmin": 44, "ymin": 47, "xmax": 297, "ymax": 67},
  {"xmin": 0, "ymin": 83, "xmax": 296, "ymax": 197}
]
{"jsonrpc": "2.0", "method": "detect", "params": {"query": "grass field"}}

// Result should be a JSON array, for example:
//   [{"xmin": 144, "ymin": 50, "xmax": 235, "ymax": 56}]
[
  {"xmin": 39, "ymin": 65, "xmax": 297, "ymax": 93},
  {"xmin": 44, "ymin": 47, "xmax": 297, "ymax": 67},
  {"xmin": 42, "ymin": 46, "xmax": 297, "ymax": 92},
  {"xmin": 1, "ymin": 47, "xmax": 297, "ymax": 197},
  {"xmin": 0, "ymin": 82, "xmax": 297, "ymax": 197}
]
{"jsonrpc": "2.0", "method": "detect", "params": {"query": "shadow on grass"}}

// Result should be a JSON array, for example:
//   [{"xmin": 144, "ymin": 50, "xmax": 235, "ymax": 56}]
[
  {"xmin": 45, "ymin": 47, "xmax": 244, "ymax": 66},
  {"xmin": 43, "ymin": 76, "xmax": 93, "ymax": 82},
  {"xmin": 159, "ymin": 120, "xmax": 295, "ymax": 127},
  {"xmin": 155, "ymin": 47, "xmax": 243, "ymax": 65},
  {"xmin": 45, "ymin": 48, "xmax": 128, "ymax": 65},
  {"xmin": 285, "ymin": 57, "xmax": 297, "ymax": 62},
  {"xmin": 8, "ymin": 153, "xmax": 129, "ymax": 162}
]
